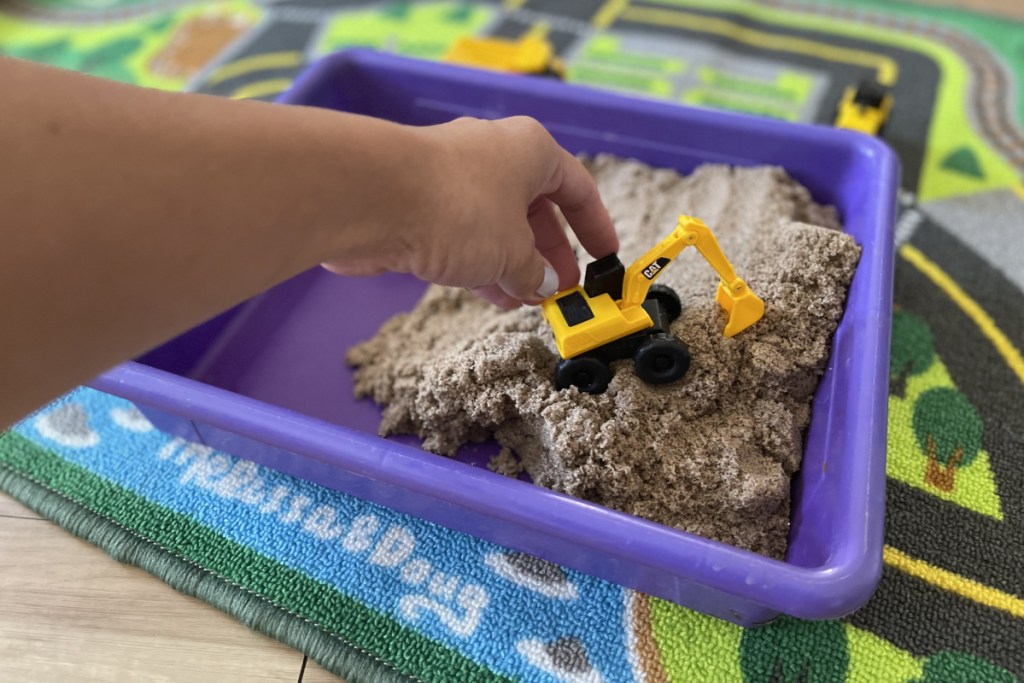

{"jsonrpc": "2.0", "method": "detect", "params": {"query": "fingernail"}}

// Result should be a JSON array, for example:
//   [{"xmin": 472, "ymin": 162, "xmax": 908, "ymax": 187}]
[{"xmin": 536, "ymin": 264, "xmax": 559, "ymax": 299}]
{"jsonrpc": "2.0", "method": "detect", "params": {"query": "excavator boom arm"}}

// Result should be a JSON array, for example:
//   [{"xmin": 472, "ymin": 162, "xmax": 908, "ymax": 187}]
[
  {"xmin": 620, "ymin": 215, "xmax": 765, "ymax": 337},
  {"xmin": 620, "ymin": 222, "xmax": 690, "ymax": 309}
]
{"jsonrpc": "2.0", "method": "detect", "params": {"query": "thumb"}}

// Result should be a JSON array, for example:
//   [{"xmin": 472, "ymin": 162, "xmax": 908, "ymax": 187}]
[{"xmin": 498, "ymin": 250, "xmax": 560, "ymax": 305}]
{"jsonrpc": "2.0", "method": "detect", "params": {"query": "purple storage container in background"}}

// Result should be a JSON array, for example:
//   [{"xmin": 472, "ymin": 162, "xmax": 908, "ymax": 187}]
[{"xmin": 90, "ymin": 49, "xmax": 897, "ymax": 627}]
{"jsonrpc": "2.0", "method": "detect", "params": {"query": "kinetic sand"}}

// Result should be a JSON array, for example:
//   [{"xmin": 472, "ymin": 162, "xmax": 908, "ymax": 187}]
[{"xmin": 348, "ymin": 157, "xmax": 859, "ymax": 559}]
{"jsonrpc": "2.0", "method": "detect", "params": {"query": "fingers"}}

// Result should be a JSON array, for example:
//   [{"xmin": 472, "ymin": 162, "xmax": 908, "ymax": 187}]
[
  {"xmin": 472, "ymin": 284, "xmax": 522, "ymax": 310},
  {"xmin": 488, "ymin": 119, "xmax": 612, "ymax": 307},
  {"xmin": 491, "ymin": 211, "xmax": 557, "ymax": 305},
  {"xmin": 497, "ymin": 241, "xmax": 558, "ymax": 305},
  {"xmin": 528, "ymin": 198, "xmax": 581, "ymax": 290},
  {"xmin": 542, "ymin": 148, "xmax": 618, "ymax": 259},
  {"xmin": 321, "ymin": 261, "xmax": 387, "ymax": 277}
]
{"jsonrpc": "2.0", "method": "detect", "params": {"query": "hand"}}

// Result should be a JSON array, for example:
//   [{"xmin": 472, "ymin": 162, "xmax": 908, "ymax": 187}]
[{"xmin": 322, "ymin": 116, "xmax": 619, "ymax": 309}]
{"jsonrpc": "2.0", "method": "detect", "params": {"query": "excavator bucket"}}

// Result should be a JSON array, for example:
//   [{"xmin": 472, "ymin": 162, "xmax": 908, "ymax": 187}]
[{"xmin": 716, "ymin": 282, "xmax": 765, "ymax": 338}]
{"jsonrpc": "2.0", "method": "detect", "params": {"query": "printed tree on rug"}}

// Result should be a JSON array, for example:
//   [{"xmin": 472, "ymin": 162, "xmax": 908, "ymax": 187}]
[
  {"xmin": 890, "ymin": 309, "xmax": 935, "ymax": 398},
  {"xmin": 912, "ymin": 388, "xmax": 984, "ymax": 491},
  {"xmin": 886, "ymin": 310, "xmax": 1003, "ymax": 517},
  {"xmin": 911, "ymin": 650, "xmax": 1018, "ymax": 683},
  {"xmin": 738, "ymin": 616, "xmax": 849, "ymax": 682}
]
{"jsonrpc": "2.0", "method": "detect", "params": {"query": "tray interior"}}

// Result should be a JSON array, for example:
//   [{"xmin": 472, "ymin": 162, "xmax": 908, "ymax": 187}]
[{"xmin": 138, "ymin": 267, "xmax": 506, "ymax": 468}]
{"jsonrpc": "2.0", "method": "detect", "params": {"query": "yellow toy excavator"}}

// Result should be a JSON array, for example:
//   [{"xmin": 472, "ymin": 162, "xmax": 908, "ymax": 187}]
[{"xmin": 541, "ymin": 215, "xmax": 765, "ymax": 394}]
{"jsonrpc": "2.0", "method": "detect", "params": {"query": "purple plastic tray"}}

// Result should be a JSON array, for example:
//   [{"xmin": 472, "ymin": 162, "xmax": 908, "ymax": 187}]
[{"xmin": 90, "ymin": 49, "xmax": 897, "ymax": 626}]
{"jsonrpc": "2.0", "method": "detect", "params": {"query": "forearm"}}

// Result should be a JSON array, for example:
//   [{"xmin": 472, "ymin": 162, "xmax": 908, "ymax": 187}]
[{"xmin": 0, "ymin": 58, "xmax": 418, "ymax": 426}]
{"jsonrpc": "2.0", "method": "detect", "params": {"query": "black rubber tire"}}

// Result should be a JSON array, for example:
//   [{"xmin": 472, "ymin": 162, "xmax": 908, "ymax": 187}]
[
  {"xmin": 633, "ymin": 335, "xmax": 691, "ymax": 385},
  {"xmin": 555, "ymin": 356, "xmax": 612, "ymax": 394},
  {"xmin": 647, "ymin": 284, "xmax": 683, "ymax": 323}
]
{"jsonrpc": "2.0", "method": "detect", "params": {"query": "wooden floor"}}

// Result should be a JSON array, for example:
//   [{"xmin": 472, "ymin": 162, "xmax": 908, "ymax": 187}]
[{"xmin": 0, "ymin": 492, "xmax": 342, "ymax": 682}]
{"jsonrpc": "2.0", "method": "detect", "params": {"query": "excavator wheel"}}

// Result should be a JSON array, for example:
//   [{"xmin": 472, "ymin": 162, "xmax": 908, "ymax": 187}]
[
  {"xmin": 555, "ymin": 356, "xmax": 612, "ymax": 394},
  {"xmin": 647, "ymin": 284, "xmax": 683, "ymax": 323},
  {"xmin": 634, "ymin": 334, "xmax": 691, "ymax": 385}
]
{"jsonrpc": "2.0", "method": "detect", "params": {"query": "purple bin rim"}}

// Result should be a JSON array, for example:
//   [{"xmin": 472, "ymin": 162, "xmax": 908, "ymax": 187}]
[{"xmin": 90, "ymin": 49, "xmax": 895, "ymax": 621}]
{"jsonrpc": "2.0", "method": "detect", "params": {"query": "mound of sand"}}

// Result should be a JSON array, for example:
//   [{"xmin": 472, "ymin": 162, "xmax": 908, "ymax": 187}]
[{"xmin": 348, "ymin": 157, "xmax": 859, "ymax": 559}]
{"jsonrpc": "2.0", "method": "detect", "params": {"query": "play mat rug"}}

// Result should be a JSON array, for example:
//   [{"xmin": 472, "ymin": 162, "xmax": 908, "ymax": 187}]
[{"xmin": 2, "ymin": 0, "xmax": 1023, "ymax": 681}]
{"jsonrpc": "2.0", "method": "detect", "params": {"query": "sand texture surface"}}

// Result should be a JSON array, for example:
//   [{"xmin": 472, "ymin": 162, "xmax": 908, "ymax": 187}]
[{"xmin": 348, "ymin": 157, "xmax": 860, "ymax": 558}]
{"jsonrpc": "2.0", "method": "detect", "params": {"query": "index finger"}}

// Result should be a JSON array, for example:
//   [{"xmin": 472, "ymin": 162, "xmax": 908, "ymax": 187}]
[{"xmin": 539, "ymin": 147, "xmax": 619, "ymax": 259}]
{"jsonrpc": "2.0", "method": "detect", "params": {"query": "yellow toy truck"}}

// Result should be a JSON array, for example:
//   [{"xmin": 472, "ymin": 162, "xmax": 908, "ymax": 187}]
[
  {"xmin": 443, "ymin": 35, "xmax": 565, "ymax": 79},
  {"xmin": 834, "ymin": 79, "xmax": 893, "ymax": 136},
  {"xmin": 541, "ymin": 215, "xmax": 764, "ymax": 394}
]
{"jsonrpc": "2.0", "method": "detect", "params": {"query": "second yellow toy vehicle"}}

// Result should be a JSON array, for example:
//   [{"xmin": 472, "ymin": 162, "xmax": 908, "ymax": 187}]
[
  {"xmin": 443, "ymin": 35, "xmax": 565, "ymax": 78},
  {"xmin": 834, "ymin": 79, "xmax": 893, "ymax": 136},
  {"xmin": 541, "ymin": 215, "xmax": 765, "ymax": 394}
]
